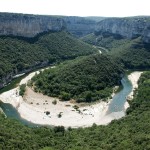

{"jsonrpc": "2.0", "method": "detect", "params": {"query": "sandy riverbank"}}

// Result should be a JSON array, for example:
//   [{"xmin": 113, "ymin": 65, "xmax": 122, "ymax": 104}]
[
  {"xmin": 124, "ymin": 71, "xmax": 143, "ymax": 109},
  {"xmin": 0, "ymin": 66, "xmax": 50, "ymax": 108},
  {"xmin": 0, "ymin": 86, "xmax": 116, "ymax": 127},
  {"xmin": 0, "ymin": 71, "xmax": 143, "ymax": 128}
]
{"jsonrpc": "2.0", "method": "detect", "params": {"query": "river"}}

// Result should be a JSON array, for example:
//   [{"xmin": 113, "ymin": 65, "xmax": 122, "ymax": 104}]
[
  {"xmin": 107, "ymin": 75, "xmax": 132, "ymax": 114},
  {"xmin": 0, "ymin": 72, "xmax": 132, "ymax": 127}
]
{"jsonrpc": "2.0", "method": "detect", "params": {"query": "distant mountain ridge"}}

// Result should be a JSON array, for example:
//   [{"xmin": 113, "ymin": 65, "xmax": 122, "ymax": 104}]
[
  {"xmin": 95, "ymin": 17, "xmax": 150, "ymax": 43},
  {"xmin": 0, "ymin": 13, "xmax": 150, "ymax": 42},
  {"xmin": 0, "ymin": 13, "xmax": 99, "ymax": 37},
  {"xmin": 0, "ymin": 13, "xmax": 65, "ymax": 37}
]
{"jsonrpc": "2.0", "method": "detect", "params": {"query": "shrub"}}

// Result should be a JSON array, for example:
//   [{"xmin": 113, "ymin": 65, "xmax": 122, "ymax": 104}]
[
  {"xmin": 19, "ymin": 84, "xmax": 26, "ymax": 96},
  {"xmin": 52, "ymin": 99, "xmax": 57, "ymax": 105}
]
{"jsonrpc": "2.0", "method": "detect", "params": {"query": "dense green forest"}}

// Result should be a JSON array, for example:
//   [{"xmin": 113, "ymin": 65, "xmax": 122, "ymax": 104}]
[
  {"xmin": 0, "ymin": 71, "xmax": 150, "ymax": 150},
  {"xmin": 31, "ymin": 54, "xmax": 123, "ymax": 102},
  {"xmin": 0, "ymin": 31, "xmax": 96, "ymax": 82},
  {"xmin": 81, "ymin": 33, "xmax": 150, "ymax": 69}
]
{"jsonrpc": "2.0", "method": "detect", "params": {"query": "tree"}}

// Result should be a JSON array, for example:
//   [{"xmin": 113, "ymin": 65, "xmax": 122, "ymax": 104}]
[
  {"xmin": 19, "ymin": 84, "xmax": 26, "ymax": 96},
  {"xmin": 61, "ymin": 92, "xmax": 71, "ymax": 101},
  {"xmin": 85, "ymin": 91, "xmax": 92, "ymax": 102}
]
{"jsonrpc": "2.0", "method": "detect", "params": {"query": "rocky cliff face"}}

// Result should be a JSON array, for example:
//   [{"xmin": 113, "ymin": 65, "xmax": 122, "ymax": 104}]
[
  {"xmin": 143, "ymin": 24, "xmax": 150, "ymax": 43},
  {"xmin": 0, "ymin": 13, "xmax": 65, "ymax": 37},
  {"xmin": 63, "ymin": 16, "xmax": 96, "ymax": 37},
  {"xmin": 95, "ymin": 17, "xmax": 150, "ymax": 43},
  {"xmin": 0, "ymin": 13, "xmax": 97, "ymax": 38},
  {"xmin": 0, "ymin": 13, "xmax": 150, "ymax": 41}
]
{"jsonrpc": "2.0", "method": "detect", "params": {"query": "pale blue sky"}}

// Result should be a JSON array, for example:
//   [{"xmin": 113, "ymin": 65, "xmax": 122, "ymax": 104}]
[{"xmin": 0, "ymin": 0, "xmax": 150, "ymax": 17}]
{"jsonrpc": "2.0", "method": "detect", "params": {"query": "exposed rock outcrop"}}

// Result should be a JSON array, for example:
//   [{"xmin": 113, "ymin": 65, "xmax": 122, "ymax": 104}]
[
  {"xmin": 0, "ymin": 13, "xmax": 150, "ymax": 42},
  {"xmin": 63, "ymin": 16, "xmax": 96, "ymax": 37},
  {"xmin": 95, "ymin": 17, "xmax": 150, "ymax": 43},
  {"xmin": 0, "ymin": 13, "xmax": 65, "ymax": 37},
  {"xmin": 0, "ymin": 13, "xmax": 97, "ymax": 38}
]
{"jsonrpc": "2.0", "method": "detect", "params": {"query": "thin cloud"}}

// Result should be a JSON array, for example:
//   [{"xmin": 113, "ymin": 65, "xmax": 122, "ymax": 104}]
[{"xmin": 0, "ymin": 0, "xmax": 149, "ymax": 17}]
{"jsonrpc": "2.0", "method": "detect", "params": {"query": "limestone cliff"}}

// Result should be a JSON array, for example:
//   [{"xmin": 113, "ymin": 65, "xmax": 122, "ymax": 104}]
[
  {"xmin": 95, "ymin": 17, "xmax": 150, "ymax": 43},
  {"xmin": 0, "ymin": 13, "xmax": 65, "ymax": 37},
  {"xmin": 0, "ymin": 13, "xmax": 150, "ymax": 42},
  {"xmin": 0, "ymin": 13, "xmax": 97, "ymax": 38},
  {"xmin": 63, "ymin": 16, "xmax": 96, "ymax": 37}
]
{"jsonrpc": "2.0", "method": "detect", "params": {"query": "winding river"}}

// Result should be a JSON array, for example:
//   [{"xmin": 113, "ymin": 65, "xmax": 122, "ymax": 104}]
[
  {"xmin": 0, "ymin": 71, "xmax": 132, "ymax": 127},
  {"xmin": 107, "ymin": 75, "xmax": 132, "ymax": 114}
]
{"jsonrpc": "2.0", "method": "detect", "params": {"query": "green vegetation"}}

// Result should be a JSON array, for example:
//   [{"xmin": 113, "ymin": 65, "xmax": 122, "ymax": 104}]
[
  {"xmin": 127, "ymin": 71, "xmax": 150, "ymax": 114},
  {"xmin": 0, "ymin": 73, "xmax": 27, "ymax": 94},
  {"xmin": 0, "ymin": 16, "xmax": 150, "ymax": 150},
  {"xmin": 0, "ymin": 31, "xmax": 96, "ymax": 84},
  {"xmin": 31, "ymin": 54, "xmax": 123, "ymax": 102},
  {"xmin": 19, "ymin": 84, "xmax": 26, "ymax": 96},
  {"xmin": 0, "ymin": 71, "xmax": 150, "ymax": 150},
  {"xmin": 0, "ymin": 15, "xmax": 150, "ymax": 150},
  {"xmin": 52, "ymin": 99, "xmax": 57, "ymax": 105},
  {"xmin": 81, "ymin": 33, "xmax": 98, "ymax": 45},
  {"xmin": 82, "ymin": 33, "xmax": 150, "ymax": 69}
]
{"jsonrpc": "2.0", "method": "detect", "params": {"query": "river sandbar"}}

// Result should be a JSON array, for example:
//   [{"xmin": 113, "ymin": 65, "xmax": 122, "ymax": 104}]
[{"xmin": 0, "ymin": 71, "xmax": 143, "ymax": 128}]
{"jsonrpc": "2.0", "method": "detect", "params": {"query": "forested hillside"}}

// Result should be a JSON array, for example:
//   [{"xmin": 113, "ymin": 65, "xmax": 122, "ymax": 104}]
[
  {"xmin": 31, "ymin": 54, "xmax": 123, "ymax": 102},
  {"xmin": 82, "ymin": 33, "xmax": 150, "ymax": 69},
  {"xmin": 0, "ymin": 71, "xmax": 150, "ymax": 150},
  {"xmin": 0, "ymin": 31, "xmax": 96, "ymax": 85}
]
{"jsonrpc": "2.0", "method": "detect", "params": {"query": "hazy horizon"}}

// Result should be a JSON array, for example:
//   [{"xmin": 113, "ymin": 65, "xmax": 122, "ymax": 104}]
[
  {"xmin": 1, "ymin": 11, "xmax": 150, "ymax": 18},
  {"xmin": 0, "ymin": 0, "xmax": 150, "ymax": 17}
]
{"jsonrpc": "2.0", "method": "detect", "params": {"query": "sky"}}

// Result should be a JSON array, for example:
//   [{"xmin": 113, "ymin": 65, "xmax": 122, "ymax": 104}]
[{"xmin": 0, "ymin": 0, "xmax": 150, "ymax": 17}]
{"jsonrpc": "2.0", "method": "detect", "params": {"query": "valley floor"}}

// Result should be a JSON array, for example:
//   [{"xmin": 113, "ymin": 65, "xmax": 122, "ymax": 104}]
[{"xmin": 0, "ymin": 70, "xmax": 143, "ymax": 128}]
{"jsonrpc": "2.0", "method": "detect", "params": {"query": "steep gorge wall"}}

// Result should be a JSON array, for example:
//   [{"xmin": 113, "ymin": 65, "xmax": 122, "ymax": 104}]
[
  {"xmin": 95, "ymin": 17, "xmax": 150, "ymax": 43},
  {"xmin": 63, "ymin": 16, "xmax": 96, "ymax": 37},
  {"xmin": 0, "ymin": 13, "xmax": 150, "ymax": 42},
  {"xmin": 0, "ymin": 13, "xmax": 65, "ymax": 37},
  {"xmin": 0, "ymin": 13, "xmax": 97, "ymax": 37}
]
